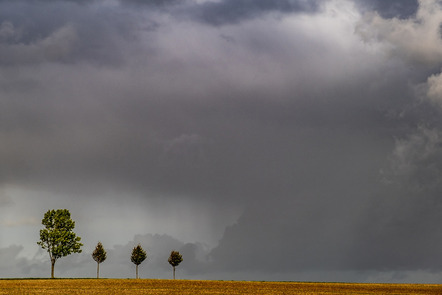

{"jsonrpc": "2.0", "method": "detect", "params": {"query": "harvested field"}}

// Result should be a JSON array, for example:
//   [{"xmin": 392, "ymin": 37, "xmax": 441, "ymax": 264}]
[{"xmin": 0, "ymin": 279, "xmax": 442, "ymax": 294}]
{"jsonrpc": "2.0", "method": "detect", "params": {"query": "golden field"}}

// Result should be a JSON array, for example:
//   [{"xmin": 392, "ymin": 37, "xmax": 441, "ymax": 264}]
[{"xmin": 1, "ymin": 279, "xmax": 442, "ymax": 294}]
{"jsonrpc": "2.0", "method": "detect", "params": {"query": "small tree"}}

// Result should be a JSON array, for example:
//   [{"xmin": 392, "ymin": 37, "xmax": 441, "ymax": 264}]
[
  {"xmin": 37, "ymin": 209, "xmax": 83, "ymax": 279},
  {"xmin": 131, "ymin": 244, "xmax": 147, "ymax": 279},
  {"xmin": 92, "ymin": 242, "xmax": 107, "ymax": 279},
  {"xmin": 168, "ymin": 250, "xmax": 183, "ymax": 279}
]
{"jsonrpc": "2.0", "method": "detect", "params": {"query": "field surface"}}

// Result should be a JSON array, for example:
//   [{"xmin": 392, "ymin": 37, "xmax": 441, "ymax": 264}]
[{"xmin": 1, "ymin": 279, "xmax": 442, "ymax": 294}]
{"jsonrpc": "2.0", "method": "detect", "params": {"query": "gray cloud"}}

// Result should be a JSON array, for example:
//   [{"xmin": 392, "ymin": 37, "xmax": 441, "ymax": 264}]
[
  {"xmin": 356, "ymin": 0, "xmax": 418, "ymax": 19},
  {"xmin": 191, "ymin": 0, "xmax": 324, "ymax": 25},
  {"xmin": 0, "ymin": 193, "xmax": 13, "ymax": 207},
  {"xmin": 356, "ymin": 0, "xmax": 442, "ymax": 67},
  {"xmin": 119, "ymin": 0, "xmax": 182, "ymax": 7},
  {"xmin": 117, "ymin": 0, "xmax": 324, "ymax": 25},
  {"xmin": 0, "ymin": 245, "xmax": 43, "ymax": 277},
  {"xmin": 0, "ymin": 0, "xmax": 156, "ymax": 66}
]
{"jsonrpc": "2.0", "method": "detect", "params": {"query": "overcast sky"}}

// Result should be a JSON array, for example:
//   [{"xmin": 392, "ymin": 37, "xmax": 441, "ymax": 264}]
[{"xmin": 3, "ymin": 0, "xmax": 442, "ymax": 283}]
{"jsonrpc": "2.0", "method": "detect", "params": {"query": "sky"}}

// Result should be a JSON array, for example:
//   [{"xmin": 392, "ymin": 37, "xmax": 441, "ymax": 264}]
[{"xmin": 4, "ymin": 0, "xmax": 442, "ymax": 283}]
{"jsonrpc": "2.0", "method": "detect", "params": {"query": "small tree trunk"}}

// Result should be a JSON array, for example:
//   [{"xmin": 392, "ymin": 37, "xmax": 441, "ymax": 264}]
[
  {"xmin": 136, "ymin": 264, "xmax": 139, "ymax": 279},
  {"xmin": 97, "ymin": 262, "xmax": 100, "ymax": 279},
  {"xmin": 51, "ymin": 258, "xmax": 56, "ymax": 279},
  {"xmin": 173, "ymin": 266, "xmax": 176, "ymax": 280}
]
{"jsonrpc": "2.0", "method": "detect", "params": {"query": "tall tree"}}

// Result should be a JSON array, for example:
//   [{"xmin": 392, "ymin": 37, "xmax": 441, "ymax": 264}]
[
  {"xmin": 131, "ymin": 244, "xmax": 147, "ymax": 279},
  {"xmin": 92, "ymin": 242, "xmax": 107, "ymax": 279},
  {"xmin": 168, "ymin": 250, "xmax": 183, "ymax": 279},
  {"xmin": 37, "ymin": 209, "xmax": 83, "ymax": 279}
]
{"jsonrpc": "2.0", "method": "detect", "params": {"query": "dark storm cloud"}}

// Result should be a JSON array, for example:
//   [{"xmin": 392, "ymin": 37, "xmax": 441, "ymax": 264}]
[
  {"xmin": 119, "ymin": 0, "xmax": 182, "ymax": 7},
  {"xmin": 0, "ymin": 0, "xmax": 367, "ymax": 202},
  {"xmin": 117, "ymin": 0, "xmax": 324, "ymax": 25},
  {"xmin": 0, "ymin": 0, "xmax": 155, "ymax": 66},
  {"xmin": 347, "ymin": 126, "xmax": 442, "ymax": 270},
  {"xmin": 207, "ymin": 81, "xmax": 442, "ymax": 274},
  {"xmin": 208, "ymin": 124, "xmax": 442, "ymax": 273},
  {"xmin": 355, "ymin": 0, "xmax": 418, "ymax": 19},
  {"xmin": 192, "ymin": 0, "xmax": 324, "ymax": 25},
  {"xmin": 207, "ymin": 0, "xmax": 442, "ymax": 275}
]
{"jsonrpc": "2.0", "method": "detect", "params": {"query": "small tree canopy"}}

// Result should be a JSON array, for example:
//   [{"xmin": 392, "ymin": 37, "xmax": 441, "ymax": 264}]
[
  {"xmin": 131, "ymin": 244, "xmax": 147, "ymax": 266},
  {"xmin": 92, "ymin": 242, "xmax": 107, "ymax": 264},
  {"xmin": 168, "ymin": 250, "xmax": 183, "ymax": 267}
]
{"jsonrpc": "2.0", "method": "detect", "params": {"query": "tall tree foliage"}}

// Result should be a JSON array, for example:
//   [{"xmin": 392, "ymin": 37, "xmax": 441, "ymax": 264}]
[
  {"xmin": 168, "ymin": 250, "xmax": 183, "ymax": 279},
  {"xmin": 131, "ymin": 244, "xmax": 147, "ymax": 279},
  {"xmin": 37, "ymin": 209, "xmax": 83, "ymax": 278},
  {"xmin": 92, "ymin": 242, "xmax": 107, "ymax": 279}
]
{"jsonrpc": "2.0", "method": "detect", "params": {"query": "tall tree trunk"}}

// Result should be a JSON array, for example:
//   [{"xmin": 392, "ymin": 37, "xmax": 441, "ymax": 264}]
[
  {"xmin": 97, "ymin": 262, "xmax": 100, "ymax": 279},
  {"xmin": 173, "ymin": 266, "xmax": 176, "ymax": 280},
  {"xmin": 51, "ymin": 258, "xmax": 55, "ymax": 279},
  {"xmin": 136, "ymin": 264, "xmax": 138, "ymax": 279}
]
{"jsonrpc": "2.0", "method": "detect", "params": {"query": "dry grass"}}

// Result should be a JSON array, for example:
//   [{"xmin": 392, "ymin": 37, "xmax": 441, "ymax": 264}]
[{"xmin": 0, "ymin": 279, "xmax": 442, "ymax": 294}]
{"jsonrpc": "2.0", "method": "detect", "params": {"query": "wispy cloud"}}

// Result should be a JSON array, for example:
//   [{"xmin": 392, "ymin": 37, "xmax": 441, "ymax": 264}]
[{"xmin": 1, "ymin": 217, "xmax": 39, "ymax": 228}]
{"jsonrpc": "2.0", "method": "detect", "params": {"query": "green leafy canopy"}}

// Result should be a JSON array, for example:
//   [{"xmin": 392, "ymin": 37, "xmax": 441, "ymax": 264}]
[
  {"xmin": 92, "ymin": 242, "xmax": 107, "ymax": 264},
  {"xmin": 37, "ymin": 209, "xmax": 83, "ymax": 261},
  {"xmin": 168, "ymin": 250, "xmax": 183, "ymax": 267},
  {"xmin": 131, "ymin": 244, "xmax": 147, "ymax": 266}
]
